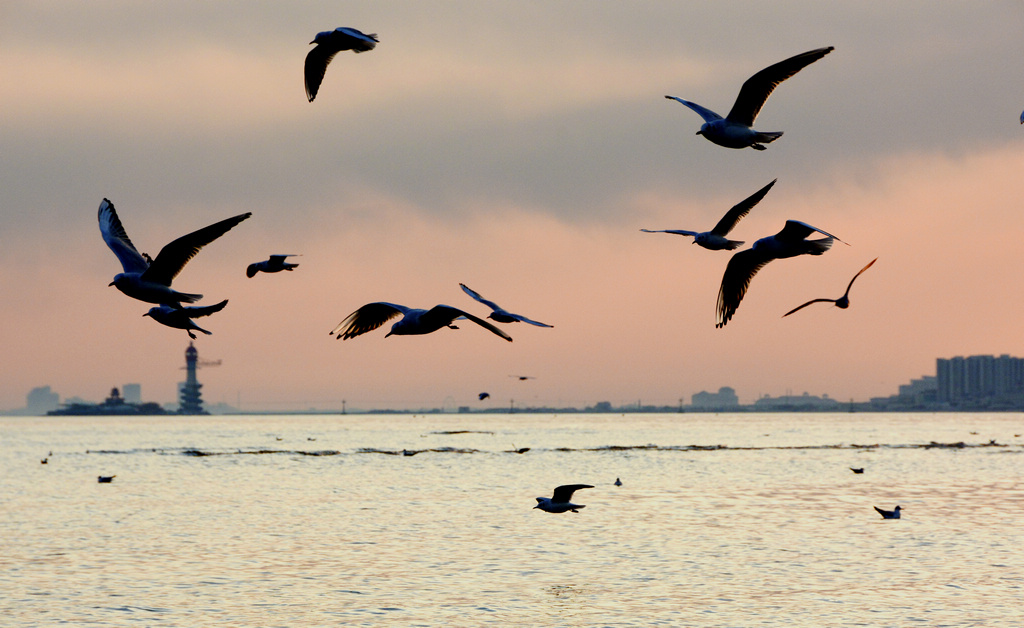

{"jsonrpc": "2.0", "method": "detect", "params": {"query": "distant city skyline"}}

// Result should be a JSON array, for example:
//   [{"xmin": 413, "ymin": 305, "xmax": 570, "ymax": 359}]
[{"xmin": 9, "ymin": 353, "xmax": 1024, "ymax": 415}]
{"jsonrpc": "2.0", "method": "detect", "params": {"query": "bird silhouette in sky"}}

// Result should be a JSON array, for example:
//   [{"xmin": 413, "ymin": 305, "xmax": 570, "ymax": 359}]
[
  {"xmin": 716, "ymin": 220, "xmax": 846, "ymax": 328},
  {"xmin": 305, "ymin": 27, "xmax": 378, "ymax": 102},
  {"xmin": 459, "ymin": 283, "xmax": 553, "ymax": 327},
  {"xmin": 98, "ymin": 198, "xmax": 250, "ymax": 306},
  {"xmin": 144, "ymin": 300, "xmax": 229, "ymax": 339},
  {"xmin": 783, "ymin": 258, "xmax": 877, "ymax": 318},
  {"xmin": 666, "ymin": 46, "xmax": 834, "ymax": 150},
  {"xmin": 641, "ymin": 179, "xmax": 776, "ymax": 250},
  {"xmin": 330, "ymin": 302, "xmax": 512, "ymax": 342},
  {"xmin": 247, "ymin": 255, "xmax": 300, "ymax": 278}
]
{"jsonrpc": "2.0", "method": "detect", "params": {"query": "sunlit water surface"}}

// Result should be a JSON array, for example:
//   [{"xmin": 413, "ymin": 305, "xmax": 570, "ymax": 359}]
[{"xmin": 2, "ymin": 412, "xmax": 1023, "ymax": 626}]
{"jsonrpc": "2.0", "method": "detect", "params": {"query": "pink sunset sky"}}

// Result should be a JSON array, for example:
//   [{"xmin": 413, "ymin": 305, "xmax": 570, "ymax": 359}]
[{"xmin": 2, "ymin": 2, "xmax": 1024, "ymax": 412}]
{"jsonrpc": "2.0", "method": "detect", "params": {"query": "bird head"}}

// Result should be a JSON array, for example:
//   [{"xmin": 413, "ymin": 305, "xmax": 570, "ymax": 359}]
[
  {"xmin": 109, "ymin": 274, "xmax": 128, "ymax": 289},
  {"xmin": 246, "ymin": 264, "xmax": 259, "ymax": 278}
]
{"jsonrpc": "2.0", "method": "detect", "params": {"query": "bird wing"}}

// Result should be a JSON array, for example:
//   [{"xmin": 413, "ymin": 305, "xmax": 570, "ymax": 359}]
[
  {"xmin": 304, "ymin": 45, "xmax": 339, "ymax": 102},
  {"xmin": 459, "ymin": 283, "xmax": 502, "ymax": 312},
  {"xmin": 725, "ymin": 47, "xmax": 834, "ymax": 126},
  {"xmin": 98, "ymin": 199, "xmax": 149, "ymax": 274},
  {"xmin": 182, "ymin": 299, "xmax": 229, "ymax": 318},
  {"xmin": 551, "ymin": 484, "xmax": 594, "ymax": 503},
  {"xmin": 716, "ymin": 248, "xmax": 774, "ymax": 328},
  {"xmin": 141, "ymin": 213, "xmax": 252, "ymax": 287},
  {"xmin": 842, "ymin": 257, "xmax": 878, "ymax": 297},
  {"xmin": 508, "ymin": 313, "xmax": 553, "ymax": 328},
  {"xmin": 268, "ymin": 254, "xmax": 299, "ymax": 263},
  {"xmin": 426, "ymin": 305, "xmax": 513, "ymax": 342},
  {"xmin": 330, "ymin": 302, "xmax": 408, "ymax": 339},
  {"xmin": 775, "ymin": 220, "xmax": 846, "ymax": 245},
  {"xmin": 640, "ymin": 229, "xmax": 698, "ymax": 237},
  {"xmin": 664, "ymin": 96, "xmax": 723, "ymax": 123},
  {"xmin": 782, "ymin": 298, "xmax": 835, "ymax": 318},
  {"xmin": 335, "ymin": 28, "xmax": 379, "ymax": 51},
  {"xmin": 710, "ymin": 178, "xmax": 777, "ymax": 237}
]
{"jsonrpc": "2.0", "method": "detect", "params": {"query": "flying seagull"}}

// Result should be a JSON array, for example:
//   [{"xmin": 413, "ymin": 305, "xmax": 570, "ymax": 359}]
[
  {"xmin": 783, "ymin": 258, "xmax": 877, "ymax": 318},
  {"xmin": 534, "ymin": 484, "xmax": 594, "ymax": 513},
  {"xmin": 305, "ymin": 27, "xmax": 378, "ymax": 102},
  {"xmin": 330, "ymin": 302, "xmax": 513, "ymax": 342},
  {"xmin": 641, "ymin": 179, "xmax": 777, "ymax": 250},
  {"xmin": 143, "ymin": 299, "xmax": 229, "ymax": 339},
  {"xmin": 98, "ymin": 199, "xmax": 251, "ymax": 306},
  {"xmin": 874, "ymin": 505, "xmax": 901, "ymax": 519},
  {"xmin": 478, "ymin": 392, "xmax": 490, "ymax": 400},
  {"xmin": 665, "ymin": 46, "xmax": 834, "ymax": 150},
  {"xmin": 247, "ymin": 255, "xmax": 300, "ymax": 278},
  {"xmin": 716, "ymin": 220, "xmax": 846, "ymax": 328},
  {"xmin": 459, "ymin": 283, "xmax": 553, "ymax": 327}
]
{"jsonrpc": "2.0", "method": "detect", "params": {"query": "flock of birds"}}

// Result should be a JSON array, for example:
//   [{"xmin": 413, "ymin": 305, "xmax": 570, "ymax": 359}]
[{"xmin": 92, "ymin": 28, "xmax": 906, "ymax": 517}]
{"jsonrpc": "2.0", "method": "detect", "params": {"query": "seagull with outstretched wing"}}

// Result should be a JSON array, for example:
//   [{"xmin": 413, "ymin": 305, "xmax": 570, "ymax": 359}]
[
  {"xmin": 143, "ymin": 299, "xmax": 229, "ymax": 339},
  {"xmin": 459, "ymin": 283, "xmax": 552, "ymax": 327},
  {"xmin": 666, "ymin": 47, "xmax": 834, "ymax": 150},
  {"xmin": 305, "ymin": 27, "xmax": 378, "ymax": 102},
  {"xmin": 783, "ymin": 258, "xmax": 877, "ymax": 318},
  {"xmin": 330, "ymin": 302, "xmax": 512, "ymax": 342},
  {"xmin": 98, "ymin": 199, "xmax": 251, "ymax": 306},
  {"xmin": 534, "ymin": 484, "xmax": 594, "ymax": 513},
  {"xmin": 716, "ymin": 220, "xmax": 846, "ymax": 328},
  {"xmin": 641, "ymin": 179, "xmax": 776, "ymax": 250}
]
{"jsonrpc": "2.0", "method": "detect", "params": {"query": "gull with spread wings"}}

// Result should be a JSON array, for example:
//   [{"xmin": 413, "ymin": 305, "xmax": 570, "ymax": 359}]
[
  {"xmin": 143, "ymin": 300, "xmax": 229, "ymax": 339},
  {"xmin": 716, "ymin": 220, "xmax": 846, "ymax": 328},
  {"xmin": 641, "ymin": 179, "xmax": 776, "ymax": 250},
  {"xmin": 247, "ymin": 255, "xmax": 300, "ymax": 278},
  {"xmin": 783, "ymin": 258, "xmax": 877, "ymax": 318},
  {"xmin": 459, "ymin": 283, "xmax": 553, "ymax": 327},
  {"xmin": 304, "ymin": 27, "xmax": 378, "ymax": 102},
  {"xmin": 665, "ymin": 47, "xmax": 833, "ymax": 150},
  {"xmin": 330, "ymin": 302, "xmax": 512, "ymax": 342},
  {"xmin": 98, "ymin": 199, "xmax": 251, "ymax": 306},
  {"xmin": 534, "ymin": 484, "xmax": 594, "ymax": 514}
]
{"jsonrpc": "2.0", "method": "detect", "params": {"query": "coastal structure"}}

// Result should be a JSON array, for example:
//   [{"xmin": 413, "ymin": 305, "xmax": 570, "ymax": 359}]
[
  {"xmin": 47, "ymin": 386, "xmax": 166, "ymax": 416},
  {"xmin": 178, "ymin": 342, "xmax": 207, "ymax": 415}
]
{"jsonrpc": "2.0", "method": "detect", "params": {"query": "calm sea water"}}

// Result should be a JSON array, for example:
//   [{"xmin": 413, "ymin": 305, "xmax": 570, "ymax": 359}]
[{"xmin": 2, "ymin": 412, "xmax": 1023, "ymax": 626}]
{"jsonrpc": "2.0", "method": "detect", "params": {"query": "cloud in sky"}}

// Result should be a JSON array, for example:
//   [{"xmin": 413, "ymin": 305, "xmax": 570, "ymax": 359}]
[{"xmin": 2, "ymin": 2, "xmax": 1024, "ymax": 410}]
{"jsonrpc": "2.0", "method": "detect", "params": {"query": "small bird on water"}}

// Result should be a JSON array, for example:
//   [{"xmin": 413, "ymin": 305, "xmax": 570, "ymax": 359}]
[
  {"xmin": 534, "ymin": 484, "xmax": 593, "ymax": 513},
  {"xmin": 874, "ymin": 505, "xmax": 901, "ymax": 519},
  {"xmin": 850, "ymin": 467, "xmax": 864, "ymax": 474},
  {"xmin": 98, "ymin": 475, "xmax": 116, "ymax": 483},
  {"xmin": 614, "ymin": 477, "xmax": 622, "ymax": 486}
]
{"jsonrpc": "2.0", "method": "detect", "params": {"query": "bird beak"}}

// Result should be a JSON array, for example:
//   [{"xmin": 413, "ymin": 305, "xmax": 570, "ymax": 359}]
[
  {"xmin": 108, "ymin": 281, "xmax": 115, "ymax": 287},
  {"xmin": 695, "ymin": 130, "xmax": 703, "ymax": 136},
  {"xmin": 384, "ymin": 332, "xmax": 393, "ymax": 338},
  {"xmin": 142, "ymin": 312, "xmax": 150, "ymax": 318},
  {"xmin": 533, "ymin": 504, "xmax": 540, "ymax": 509}
]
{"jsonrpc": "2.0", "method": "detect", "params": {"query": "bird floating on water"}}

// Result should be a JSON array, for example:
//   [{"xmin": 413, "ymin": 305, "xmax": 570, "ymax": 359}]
[
  {"xmin": 330, "ymin": 302, "xmax": 512, "ymax": 342},
  {"xmin": 143, "ymin": 299, "xmax": 228, "ymax": 339},
  {"xmin": 641, "ymin": 179, "xmax": 776, "ymax": 250},
  {"xmin": 850, "ymin": 467, "xmax": 864, "ymax": 474},
  {"xmin": 97, "ymin": 475, "xmax": 116, "ymax": 483},
  {"xmin": 305, "ymin": 27, "xmax": 378, "ymax": 102},
  {"xmin": 247, "ymin": 255, "xmax": 300, "ymax": 278},
  {"xmin": 98, "ymin": 199, "xmax": 251, "ymax": 306},
  {"xmin": 665, "ymin": 46, "xmax": 834, "ymax": 150},
  {"xmin": 534, "ymin": 484, "xmax": 593, "ymax": 513},
  {"xmin": 459, "ymin": 283, "xmax": 553, "ymax": 327},
  {"xmin": 716, "ymin": 220, "xmax": 846, "ymax": 328},
  {"xmin": 783, "ymin": 258, "xmax": 877, "ymax": 318},
  {"xmin": 874, "ymin": 505, "xmax": 901, "ymax": 519},
  {"xmin": 614, "ymin": 477, "xmax": 622, "ymax": 486}
]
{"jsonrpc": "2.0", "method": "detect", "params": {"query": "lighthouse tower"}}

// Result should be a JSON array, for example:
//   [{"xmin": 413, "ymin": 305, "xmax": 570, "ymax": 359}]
[{"xmin": 178, "ymin": 342, "xmax": 207, "ymax": 415}]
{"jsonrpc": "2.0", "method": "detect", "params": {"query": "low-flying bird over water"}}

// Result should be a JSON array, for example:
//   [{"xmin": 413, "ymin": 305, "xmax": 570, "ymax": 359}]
[
  {"xmin": 330, "ymin": 302, "xmax": 513, "ymax": 342},
  {"xmin": 716, "ymin": 220, "xmax": 846, "ymax": 328},
  {"xmin": 305, "ymin": 27, "xmax": 378, "ymax": 102},
  {"xmin": 534, "ymin": 484, "xmax": 594, "ymax": 513},
  {"xmin": 247, "ymin": 255, "xmax": 300, "ymax": 278},
  {"xmin": 143, "ymin": 300, "xmax": 229, "ymax": 339},
  {"xmin": 98, "ymin": 199, "xmax": 251, "ymax": 306},
  {"xmin": 665, "ymin": 47, "xmax": 834, "ymax": 150},
  {"xmin": 459, "ymin": 283, "xmax": 553, "ymax": 327},
  {"xmin": 874, "ymin": 505, "xmax": 901, "ymax": 519},
  {"xmin": 641, "ymin": 179, "xmax": 777, "ymax": 250},
  {"xmin": 783, "ymin": 258, "xmax": 877, "ymax": 318}
]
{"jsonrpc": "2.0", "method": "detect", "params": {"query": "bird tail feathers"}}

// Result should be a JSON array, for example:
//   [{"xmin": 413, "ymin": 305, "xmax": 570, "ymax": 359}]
[
  {"xmin": 756, "ymin": 131, "xmax": 783, "ymax": 143},
  {"xmin": 724, "ymin": 240, "xmax": 744, "ymax": 250}
]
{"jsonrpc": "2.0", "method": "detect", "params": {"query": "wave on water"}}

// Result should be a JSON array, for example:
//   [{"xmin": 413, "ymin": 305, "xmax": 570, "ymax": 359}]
[{"xmin": 79, "ymin": 440, "xmax": 1022, "ymax": 458}]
